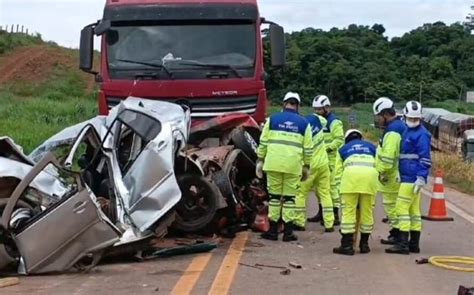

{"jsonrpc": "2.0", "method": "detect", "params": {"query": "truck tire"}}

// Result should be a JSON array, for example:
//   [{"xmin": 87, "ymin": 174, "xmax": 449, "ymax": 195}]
[
  {"xmin": 172, "ymin": 174, "xmax": 219, "ymax": 233},
  {"xmin": 231, "ymin": 127, "xmax": 258, "ymax": 161}
]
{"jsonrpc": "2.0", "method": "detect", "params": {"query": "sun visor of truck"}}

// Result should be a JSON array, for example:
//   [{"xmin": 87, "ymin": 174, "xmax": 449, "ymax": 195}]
[
  {"xmin": 94, "ymin": 19, "xmax": 111, "ymax": 35},
  {"xmin": 103, "ymin": 4, "xmax": 259, "ymax": 22}
]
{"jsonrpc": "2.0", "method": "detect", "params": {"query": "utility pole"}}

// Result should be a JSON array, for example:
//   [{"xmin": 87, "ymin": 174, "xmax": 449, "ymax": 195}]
[{"xmin": 418, "ymin": 81, "xmax": 424, "ymax": 104}]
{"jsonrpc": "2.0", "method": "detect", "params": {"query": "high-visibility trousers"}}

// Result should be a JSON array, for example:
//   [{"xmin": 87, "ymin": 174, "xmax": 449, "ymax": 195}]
[
  {"xmin": 395, "ymin": 183, "xmax": 422, "ymax": 232},
  {"xmin": 382, "ymin": 192, "xmax": 398, "ymax": 229},
  {"xmin": 328, "ymin": 154, "xmax": 340, "ymax": 208},
  {"xmin": 266, "ymin": 172, "xmax": 300, "ymax": 223},
  {"xmin": 340, "ymin": 193, "xmax": 375, "ymax": 234},
  {"xmin": 295, "ymin": 164, "xmax": 334, "ymax": 228}
]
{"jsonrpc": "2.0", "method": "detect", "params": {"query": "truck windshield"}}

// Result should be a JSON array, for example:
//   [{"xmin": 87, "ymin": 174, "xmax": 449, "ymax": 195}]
[{"xmin": 107, "ymin": 22, "xmax": 256, "ymax": 80}]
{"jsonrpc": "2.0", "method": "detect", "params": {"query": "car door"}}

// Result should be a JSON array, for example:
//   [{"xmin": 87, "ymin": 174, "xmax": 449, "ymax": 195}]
[
  {"xmin": 109, "ymin": 109, "xmax": 182, "ymax": 232},
  {"xmin": 1, "ymin": 153, "xmax": 120, "ymax": 274}
]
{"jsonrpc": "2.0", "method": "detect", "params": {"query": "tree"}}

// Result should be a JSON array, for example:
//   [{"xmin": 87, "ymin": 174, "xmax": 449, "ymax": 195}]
[{"xmin": 263, "ymin": 22, "xmax": 473, "ymax": 105}]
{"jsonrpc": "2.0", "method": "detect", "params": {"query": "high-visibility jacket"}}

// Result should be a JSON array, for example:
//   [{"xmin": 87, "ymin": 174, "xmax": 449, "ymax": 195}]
[
  {"xmin": 305, "ymin": 113, "xmax": 329, "ymax": 169},
  {"xmin": 336, "ymin": 139, "xmax": 378, "ymax": 195},
  {"xmin": 399, "ymin": 125, "xmax": 432, "ymax": 183},
  {"xmin": 375, "ymin": 118, "xmax": 407, "ymax": 192},
  {"xmin": 323, "ymin": 112, "xmax": 344, "ymax": 157},
  {"xmin": 257, "ymin": 108, "xmax": 313, "ymax": 175}
]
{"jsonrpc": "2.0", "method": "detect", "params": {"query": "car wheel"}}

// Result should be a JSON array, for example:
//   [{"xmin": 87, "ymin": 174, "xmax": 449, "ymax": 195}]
[
  {"xmin": 172, "ymin": 174, "xmax": 219, "ymax": 233},
  {"xmin": 230, "ymin": 127, "xmax": 258, "ymax": 161}
]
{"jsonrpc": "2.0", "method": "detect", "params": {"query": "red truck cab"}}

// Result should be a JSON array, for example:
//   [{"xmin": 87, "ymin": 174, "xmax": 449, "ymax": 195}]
[{"xmin": 79, "ymin": 0, "xmax": 285, "ymax": 125}]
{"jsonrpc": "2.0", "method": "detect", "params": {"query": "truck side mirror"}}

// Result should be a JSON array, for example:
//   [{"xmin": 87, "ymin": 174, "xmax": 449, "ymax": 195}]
[
  {"xmin": 79, "ymin": 24, "xmax": 96, "ymax": 74},
  {"xmin": 269, "ymin": 24, "xmax": 285, "ymax": 68}
]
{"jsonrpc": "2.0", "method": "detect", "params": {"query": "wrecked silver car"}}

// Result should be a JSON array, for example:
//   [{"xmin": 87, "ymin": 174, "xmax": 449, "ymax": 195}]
[
  {"xmin": 0, "ymin": 98, "xmax": 192, "ymax": 274},
  {"xmin": 0, "ymin": 97, "xmax": 269, "ymax": 274}
]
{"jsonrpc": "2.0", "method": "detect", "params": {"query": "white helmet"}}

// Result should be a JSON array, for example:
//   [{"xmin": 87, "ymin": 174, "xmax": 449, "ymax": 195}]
[
  {"xmin": 312, "ymin": 95, "xmax": 331, "ymax": 108},
  {"xmin": 283, "ymin": 92, "xmax": 301, "ymax": 104},
  {"xmin": 404, "ymin": 101, "xmax": 422, "ymax": 118},
  {"xmin": 344, "ymin": 129, "xmax": 363, "ymax": 141},
  {"xmin": 373, "ymin": 97, "xmax": 394, "ymax": 115}
]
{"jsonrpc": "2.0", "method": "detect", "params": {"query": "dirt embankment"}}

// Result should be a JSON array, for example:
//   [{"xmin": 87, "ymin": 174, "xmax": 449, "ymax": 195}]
[{"xmin": 0, "ymin": 45, "xmax": 95, "ymax": 93}]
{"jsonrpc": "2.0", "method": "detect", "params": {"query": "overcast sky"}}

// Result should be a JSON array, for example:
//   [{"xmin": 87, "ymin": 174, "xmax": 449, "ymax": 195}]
[{"xmin": 0, "ymin": 0, "xmax": 470, "ymax": 49}]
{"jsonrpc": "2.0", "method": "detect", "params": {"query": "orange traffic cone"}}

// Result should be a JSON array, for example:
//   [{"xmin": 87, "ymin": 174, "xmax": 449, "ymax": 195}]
[{"xmin": 422, "ymin": 169, "xmax": 454, "ymax": 221}]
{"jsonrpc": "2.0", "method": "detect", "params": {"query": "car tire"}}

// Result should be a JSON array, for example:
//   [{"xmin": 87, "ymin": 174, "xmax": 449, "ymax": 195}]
[
  {"xmin": 172, "ymin": 174, "xmax": 219, "ymax": 233},
  {"xmin": 231, "ymin": 127, "xmax": 258, "ymax": 161}
]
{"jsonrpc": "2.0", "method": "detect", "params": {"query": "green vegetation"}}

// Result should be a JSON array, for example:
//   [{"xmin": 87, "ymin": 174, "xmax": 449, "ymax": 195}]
[
  {"xmin": 0, "ymin": 49, "xmax": 96, "ymax": 153},
  {"xmin": 264, "ymin": 22, "xmax": 474, "ymax": 113},
  {"xmin": 0, "ymin": 31, "xmax": 43, "ymax": 54},
  {"xmin": 268, "ymin": 104, "xmax": 380, "ymax": 141}
]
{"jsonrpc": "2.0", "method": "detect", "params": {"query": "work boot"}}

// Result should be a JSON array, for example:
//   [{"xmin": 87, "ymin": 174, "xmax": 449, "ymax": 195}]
[
  {"xmin": 307, "ymin": 204, "xmax": 322, "ymax": 223},
  {"xmin": 282, "ymin": 222, "xmax": 298, "ymax": 242},
  {"xmin": 333, "ymin": 207, "xmax": 340, "ymax": 226},
  {"xmin": 325, "ymin": 227, "xmax": 335, "ymax": 233},
  {"xmin": 381, "ymin": 228, "xmax": 399, "ymax": 245},
  {"xmin": 385, "ymin": 231, "xmax": 410, "ymax": 255},
  {"xmin": 409, "ymin": 231, "xmax": 421, "ymax": 253},
  {"xmin": 293, "ymin": 224, "xmax": 306, "ymax": 231},
  {"xmin": 359, "ymin": 233, "xmax": 371, "ymax": 254},
  {"xmin": 333, "ymin": 234, "xmax": 355, "ymax": 255},
  {"xmin": 261, "ymin": 221, "xmax": 278, "ymax": 241}
]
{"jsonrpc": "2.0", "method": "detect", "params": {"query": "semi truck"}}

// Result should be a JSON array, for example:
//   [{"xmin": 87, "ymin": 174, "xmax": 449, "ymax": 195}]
[
  {"xmin": 78, "ymin": 0, "xmax": 287, "ymax": 235},
  {"xmin": 79, "ymin": 0, "xmax": 285, "ymax": 124}
]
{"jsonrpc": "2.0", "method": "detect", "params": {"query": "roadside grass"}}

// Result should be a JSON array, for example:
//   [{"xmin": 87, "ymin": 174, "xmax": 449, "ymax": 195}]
[
  {"xmin": 0, "ymin": 59, "xmax": 97, "ymax": 153},
  {"xmin": 431, "ymin": 152, "xmax": 474, "ymax": 195}
]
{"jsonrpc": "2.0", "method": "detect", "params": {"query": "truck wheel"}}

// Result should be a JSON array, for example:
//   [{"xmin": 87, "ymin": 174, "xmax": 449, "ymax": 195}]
[
  {"xmin": 173, "ymin": 174, "xmax": 219, "ymax": 233},
  {"xmin": 231, "ymin": 127, "xmax": 258, "ymax": 161}
]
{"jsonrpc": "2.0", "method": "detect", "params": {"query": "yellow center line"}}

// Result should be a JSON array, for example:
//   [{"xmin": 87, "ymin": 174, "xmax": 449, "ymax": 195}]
[
  {"xmin": 171, "ymin": 253, "xmax": 213, "ymax": 295},
  {"xmin": 208, "ymin": 231, "xmax": 249, "ymax": 295}
]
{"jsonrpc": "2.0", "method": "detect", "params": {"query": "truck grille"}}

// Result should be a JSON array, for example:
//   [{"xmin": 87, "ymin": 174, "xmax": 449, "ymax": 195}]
[{"xmin": 106, "ymin": 96, "xmax": 258, "ymax": 118}]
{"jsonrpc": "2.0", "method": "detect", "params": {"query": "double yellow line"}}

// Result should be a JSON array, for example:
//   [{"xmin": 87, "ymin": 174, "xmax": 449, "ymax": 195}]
[{"xmin": 171, "ymin": 231, "xmax": 249, "ymax": 295}]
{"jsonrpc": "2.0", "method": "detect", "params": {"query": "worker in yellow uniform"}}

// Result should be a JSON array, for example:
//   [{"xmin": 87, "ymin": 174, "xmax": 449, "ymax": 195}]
[
  {"xmin": 333, "ymin": 129, "xmax": 378, "ymax": 255},
  {"xmin": 373, "ymin": 97, "xmax": 407, "ymax": 245},
  {"xmin": 386, "ymin": 101, "xmax": 431, "ymax": 255},
  {"xmin": 310, "ymin": 95, "xmax": 344, "ymax": 225},
  {"xmin": 256, "ymin": 92, "xmax": 313, "ymax": 242},
  {"xmin": 294, "ymin": 105, "xmax": 335, "ymax": 232}
]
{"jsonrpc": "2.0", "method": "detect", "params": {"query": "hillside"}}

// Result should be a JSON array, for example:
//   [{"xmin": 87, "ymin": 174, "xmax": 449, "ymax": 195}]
[{"xmin": 0, "ymin": 31, "xmax": 96, "ymax": 152}]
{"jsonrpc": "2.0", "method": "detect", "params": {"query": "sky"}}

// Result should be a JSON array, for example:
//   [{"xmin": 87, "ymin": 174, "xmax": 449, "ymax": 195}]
[{"xmin": 0, "ymin": 0, "xmax": 471, "ymax": 49}]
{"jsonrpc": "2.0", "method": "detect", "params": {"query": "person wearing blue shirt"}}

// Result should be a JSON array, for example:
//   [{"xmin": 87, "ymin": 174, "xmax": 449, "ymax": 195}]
[
  {"xmin": 332, "ymin": 129, "xmax": 378, "ymax": 255},
  {"xmin": 386, "ymin": 101, "xmax": 431, "ymax": 255}
]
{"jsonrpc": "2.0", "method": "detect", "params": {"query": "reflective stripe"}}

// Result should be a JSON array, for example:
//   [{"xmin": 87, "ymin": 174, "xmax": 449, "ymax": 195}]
[
  {"xmin": 313, "ymin": 138, "xmax": 324, "ymax": 148},
  {"xmin": 400, "ymin": 154, "xmax": 419, "ymax": 160},
  {"xmin": 420, "ymin": 158, "xmax": 432, "ymax": 165},
  {"xmin": 378, "ymin": 155, "xmax": 394, "ymax": 164},
  {"xmin": 344, "ymin": 162, "xmax": 375, "ymax": 168},
  {"xmin": 268, "ymin": 139, "xmax": 303, "ymax": 148},
  {"xmin": 398, "ymin": 196, "xmax": 412, "ymax": 202},
  {"xmin": 432, "ymin": 192, "xmax": 445, "ymax": 200}
]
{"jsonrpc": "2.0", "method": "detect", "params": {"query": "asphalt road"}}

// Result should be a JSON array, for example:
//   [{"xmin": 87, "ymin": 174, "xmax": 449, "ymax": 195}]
[{"xmin": 5, "ymin": 190, "xmax": 474, "ymax": 295}]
